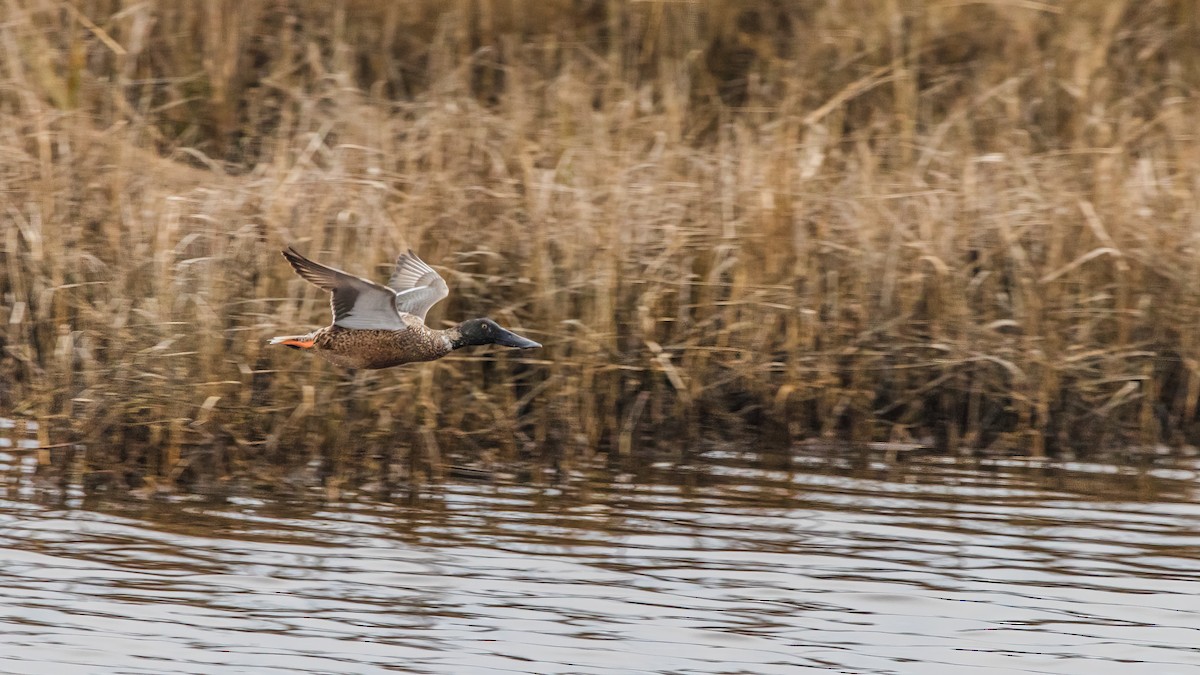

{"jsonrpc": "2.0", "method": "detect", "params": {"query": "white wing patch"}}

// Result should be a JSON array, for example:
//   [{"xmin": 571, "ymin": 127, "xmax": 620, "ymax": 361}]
[
  {"xmin": 283, "ymin": 247, "xmax": 407, "ymax": 330},
  {"xmin": 387, "ymin": 250, "xmax": 450, "ymax": 322}
]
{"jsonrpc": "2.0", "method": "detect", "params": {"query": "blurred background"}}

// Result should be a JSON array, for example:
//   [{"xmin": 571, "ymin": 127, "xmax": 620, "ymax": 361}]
[
  {"xmin": 2, "ymin": 0, "xmax": 1200, "ymax": 491},
  {"xmin": 3, "ymin": 4, "xmax": 1200, "ymax": 674}
]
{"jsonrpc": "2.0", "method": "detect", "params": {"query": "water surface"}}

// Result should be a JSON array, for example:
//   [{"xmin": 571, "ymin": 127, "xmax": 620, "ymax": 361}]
[{"xmin": 1, "ymin": 442, "xmax": 1198, "ymax": 674}]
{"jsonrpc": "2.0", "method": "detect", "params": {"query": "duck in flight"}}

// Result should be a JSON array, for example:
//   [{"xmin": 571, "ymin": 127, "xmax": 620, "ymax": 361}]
[{"xmin": 270, "ymin": 247, "xmax": 540, "ymax": 370}]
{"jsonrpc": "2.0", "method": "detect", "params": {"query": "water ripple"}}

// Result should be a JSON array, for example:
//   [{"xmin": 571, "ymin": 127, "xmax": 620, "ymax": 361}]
[{"xmin": 0, "ymin": 453, "xmax": 1198, "ymax": 674}]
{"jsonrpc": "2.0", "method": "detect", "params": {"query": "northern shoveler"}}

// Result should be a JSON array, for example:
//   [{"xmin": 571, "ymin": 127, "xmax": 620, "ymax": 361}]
[{"xmin": 270, "ymin": 247, "xmax": 540, "ymax": 369}]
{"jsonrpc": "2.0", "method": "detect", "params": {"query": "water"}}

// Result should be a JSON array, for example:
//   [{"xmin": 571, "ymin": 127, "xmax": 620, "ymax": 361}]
[{"xmin": 1, "ymin": 439, "xmax": 1199, "ymax": 674}]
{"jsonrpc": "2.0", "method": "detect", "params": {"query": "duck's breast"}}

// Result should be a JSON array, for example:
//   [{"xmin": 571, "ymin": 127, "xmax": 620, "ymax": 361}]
[{"xmin": 318, "ymin": 326, "xmax": 450, "ymax": 370}]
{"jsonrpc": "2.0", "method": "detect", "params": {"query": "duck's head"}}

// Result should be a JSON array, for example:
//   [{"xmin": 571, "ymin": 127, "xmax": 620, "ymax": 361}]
[{"xmin": 453, "ymin": 318, "xmax": 541, "ymax": 350}]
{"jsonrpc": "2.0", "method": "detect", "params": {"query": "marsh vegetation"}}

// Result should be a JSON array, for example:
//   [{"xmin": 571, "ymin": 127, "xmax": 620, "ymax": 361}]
[{"xmin": 2, "ymin": 1, "xmax": 1199, "ymax": 489}]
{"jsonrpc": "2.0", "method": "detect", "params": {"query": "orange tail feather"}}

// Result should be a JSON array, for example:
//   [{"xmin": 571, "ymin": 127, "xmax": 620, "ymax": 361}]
[{"xmin": 269, "ymin": 335, "xmax": 316, "ymax": 349}]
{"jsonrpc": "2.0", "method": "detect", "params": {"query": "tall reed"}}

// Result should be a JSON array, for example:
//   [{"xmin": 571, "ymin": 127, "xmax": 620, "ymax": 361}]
[{"xmin": 1, "ymin": 0, "xmax": 1199, "ymax": 489}]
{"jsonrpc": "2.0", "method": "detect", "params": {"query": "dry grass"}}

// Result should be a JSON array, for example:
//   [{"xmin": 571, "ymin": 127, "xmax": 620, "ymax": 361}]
[{"xmin": 2, "ymin": 0, "xmax": 1200, "ymax": 489}]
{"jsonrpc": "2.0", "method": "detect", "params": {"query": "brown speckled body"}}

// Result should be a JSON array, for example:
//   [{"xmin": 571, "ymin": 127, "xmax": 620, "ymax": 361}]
[{"xmin": 305, "ymin": 321, "xmax": 456, "ymax": 370}]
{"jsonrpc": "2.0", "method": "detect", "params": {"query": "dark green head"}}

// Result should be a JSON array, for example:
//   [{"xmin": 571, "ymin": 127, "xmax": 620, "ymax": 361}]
[{"xmin": 453, "ymin": 318, "xmax": 541, "ymax": 350}]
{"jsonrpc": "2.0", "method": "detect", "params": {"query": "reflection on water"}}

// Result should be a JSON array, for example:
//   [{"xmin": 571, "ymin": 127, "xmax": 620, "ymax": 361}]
[{"xmin": 1, "ymin": 441, "xmax": 1199, "ymax": 674}]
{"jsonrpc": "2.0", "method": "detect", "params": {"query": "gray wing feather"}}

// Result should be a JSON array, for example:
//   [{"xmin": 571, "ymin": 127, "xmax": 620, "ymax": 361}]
[
  {"xmin": 387, "ymin": 249, "xmax": 449, "ymax": 321},
  {"xmin": 282, "ymin": 247, "xmax": 406, "ymax": 330}
]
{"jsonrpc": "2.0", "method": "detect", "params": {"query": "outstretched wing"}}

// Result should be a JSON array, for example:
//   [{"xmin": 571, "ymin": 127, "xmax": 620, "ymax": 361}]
[
  {"xmin": 282, "ymin": 247, "xmax": 405, "ymax": 330},
  {"xmin": 387, "ymin": 249, "xmax": 449, "ymax": 322}
]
